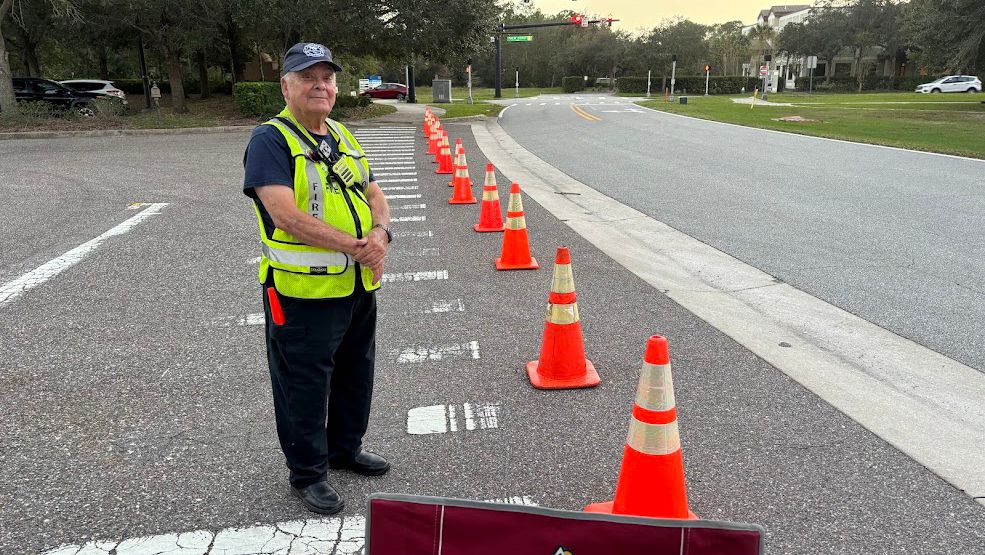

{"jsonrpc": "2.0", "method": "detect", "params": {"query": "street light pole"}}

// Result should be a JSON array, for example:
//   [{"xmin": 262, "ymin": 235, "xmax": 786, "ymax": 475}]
[{"xmin": 494, "ymin": 33, "xmax": 502, "ymax": 99}]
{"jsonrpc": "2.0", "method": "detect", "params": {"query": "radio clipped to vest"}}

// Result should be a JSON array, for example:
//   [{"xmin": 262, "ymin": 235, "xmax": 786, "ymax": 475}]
[{"xmin": 308, "ymin": 140, "xmax": 363, "ymax": 191}]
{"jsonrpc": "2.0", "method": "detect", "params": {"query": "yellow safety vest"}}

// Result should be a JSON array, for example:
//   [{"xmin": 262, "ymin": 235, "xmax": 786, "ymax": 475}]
[{"xmin": 254, "ymin": 108, "xmax": 379, "ymax": 298}]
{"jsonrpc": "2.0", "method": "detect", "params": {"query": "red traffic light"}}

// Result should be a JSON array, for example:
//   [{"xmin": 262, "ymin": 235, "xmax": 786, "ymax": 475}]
[
  {"xmin": 571, "ymin": 13, "xmax": 583, "ymax": 25},
  {"xmin": 704, "ymin": 64, "xmax": 712, "ymax": 72}
]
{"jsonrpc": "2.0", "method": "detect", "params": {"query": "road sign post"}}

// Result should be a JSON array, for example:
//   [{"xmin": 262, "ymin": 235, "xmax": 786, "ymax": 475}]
[
  {"xmin": 762, "ymin": 54, "xmax": 771, "ymax": 101},
  {"xmin": 646, "ymin": 70, "xmax": 652, "ymax": 98},
  {"xmin": 466, "ymin": 61, "xmax": 473, "ymax": 104},
  {"xmin": 670, "ymin": 55, "xmax": 677, "ymax": 101},
  {"xmin": 704, "ymin": 64, "xmax": 711, "ymax": 96},
  {"xmin": 807, "ymin": 55, "xmax": 818, "ymax": 95},
  {"xmin": 515, "ymin": 67, "xmax": 519, "ymax": 98}
]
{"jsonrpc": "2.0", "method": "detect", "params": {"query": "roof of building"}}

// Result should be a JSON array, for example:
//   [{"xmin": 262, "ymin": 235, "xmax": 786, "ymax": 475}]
[{"xmin": 769, "ymin": 5, "xmax": 811, "ymax": 18}]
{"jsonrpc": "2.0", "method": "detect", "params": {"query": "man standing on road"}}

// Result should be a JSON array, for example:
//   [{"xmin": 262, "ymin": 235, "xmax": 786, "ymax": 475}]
[{"xmin": 241, "ymin": 42, "xmax": 393, "ymax": 515}]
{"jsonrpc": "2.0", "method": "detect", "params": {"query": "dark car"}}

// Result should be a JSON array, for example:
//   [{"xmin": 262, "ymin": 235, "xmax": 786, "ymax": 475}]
[
  {"xmin": 359, "ymin": 83, "xmax": 408, "ymax": 100},
  {"xmin": 11, "ymin": 77, "xmax": 98, "ymax": 116}
]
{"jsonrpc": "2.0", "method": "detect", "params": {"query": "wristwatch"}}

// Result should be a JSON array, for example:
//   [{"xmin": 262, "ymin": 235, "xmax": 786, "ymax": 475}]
[{"xmin": 372, "ymin": 223, "xmax": 393, "ymax": 243}]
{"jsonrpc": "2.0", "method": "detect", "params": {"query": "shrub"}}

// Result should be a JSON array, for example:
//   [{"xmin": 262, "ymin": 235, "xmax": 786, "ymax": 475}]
[
  {"xmin": 234, "ymin": 82, "xmax": 284, "ymax": 118},
  {"xmin": 562, "ymin": 76, "xmax": 584, "ymax": 93},
  {"xmin": 615, "ymin": 76, "xmax": 648, "ymax": 94}
]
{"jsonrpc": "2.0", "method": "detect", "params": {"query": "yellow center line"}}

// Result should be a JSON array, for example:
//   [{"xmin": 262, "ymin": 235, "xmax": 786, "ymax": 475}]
[{"xmin": 569, "ymin": 103, "xmax": 602, "ymax": 122}]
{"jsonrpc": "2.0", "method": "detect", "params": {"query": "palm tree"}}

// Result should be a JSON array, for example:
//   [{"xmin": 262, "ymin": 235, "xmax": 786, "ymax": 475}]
[{"xmin": 751, "ymin": 22, "xmax": 777, "ymax": 76}]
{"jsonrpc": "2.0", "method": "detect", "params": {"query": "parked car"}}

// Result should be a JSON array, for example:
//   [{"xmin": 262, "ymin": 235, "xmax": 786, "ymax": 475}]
[
  {"xmin": 915, "ymin": 75, "xmax": 981, "ymax": 94},
  {"xmin": 60, "ymin": 79, "xmax": 128, "ymax": 106},
  {"xmin": 11, "ymin": 77, "xmax": 98, "ymax": 116},
  {"xmin": 360, "ymin": 83, "xmax": 408, "ymax": 100}
]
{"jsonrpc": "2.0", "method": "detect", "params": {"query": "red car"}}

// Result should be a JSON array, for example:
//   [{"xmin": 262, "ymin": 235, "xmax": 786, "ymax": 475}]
[{"xmin": 360, "ymin": 83, "xmax": 408, "ymax": 100}]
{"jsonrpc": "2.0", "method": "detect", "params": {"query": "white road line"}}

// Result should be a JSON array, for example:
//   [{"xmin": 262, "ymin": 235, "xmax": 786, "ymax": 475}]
[
  {"xmin": 393, "ymin": 203, "xmax": 426, "ymax": 210},
  {"xmin": 393, "ymin": 230, "xmax": 433, "ymax": 238},
  {"xmin": 382, "ymin": 270, "xmax": 447, "ymax": 282},
  {"xmin": 371, "ymin": 165, "xmax": 416, "ymax": 169},
  {"xmin": 395, "ymin": 340, "xmax": 480, "ymax": 363},
  {"xmin": 384, "ymin": 194, "xmax": 422, "ymax": 199},
  {"xmin": 474, "ymin": 117, "xmax": 985, "ymax": 506},
  {"xmin": 42, "ymin": 493, "xmax": 534, "ymax": 555},
  {"xmin": 391, "ymin": 215, "xmax": 426, "ymax": 222},
  {"xmin": 238, "ymin": 313, "xmax": 265, "ymax": 326},
  {"xmin": 374, "ymin": 172, "xmax": 418, "ymax": 177},
  {"xmin": 0, "ymin": 203, "xmax": 168, "ymax": 308},
  {"xmin": 376, "ymin": 178, "xmax": 418, "ymax": 183},
  {"xmin": 398, "ymin": 298, "xmax": 463, "ymax": 315},
  {"xmin": 43, "ymin": 517, "xmax": 366, "ymax": 555},
  {"xmin": 407, "ymin": 402, "xmax": 501, "ymax": 435},
  {"xmin": 381, "ymin": 185, "xmax": 419, "ymax": 191}
]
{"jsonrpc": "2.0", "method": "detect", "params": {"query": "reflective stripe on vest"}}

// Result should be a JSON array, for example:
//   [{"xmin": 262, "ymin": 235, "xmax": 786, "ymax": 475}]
[{"xmin": 262, "ymin": 243, "xmax": 349, "ymax": 269}]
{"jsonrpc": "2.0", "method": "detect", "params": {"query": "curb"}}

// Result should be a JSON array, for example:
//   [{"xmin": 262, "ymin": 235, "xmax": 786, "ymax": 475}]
[{"xmin": 0, "ymin": 125, "xmax": 257, "ymax": 141}]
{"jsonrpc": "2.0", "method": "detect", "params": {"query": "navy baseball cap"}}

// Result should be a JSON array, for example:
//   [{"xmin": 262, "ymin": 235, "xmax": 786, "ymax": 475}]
[{"xmin": 281, "ymin": 43, "xmax": 343, "ymax": 75}]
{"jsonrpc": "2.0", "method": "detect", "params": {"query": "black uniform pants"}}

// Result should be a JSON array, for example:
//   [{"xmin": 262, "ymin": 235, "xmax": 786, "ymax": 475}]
[{"xmin": 262, "ymin": 285, "xmax": 377, "ymax": 489}]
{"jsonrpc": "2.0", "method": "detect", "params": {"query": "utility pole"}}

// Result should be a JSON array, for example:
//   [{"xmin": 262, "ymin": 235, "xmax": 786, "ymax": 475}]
[{"xmin": 494, "ymin": 29, "xmax": 503, "ymax": 99}]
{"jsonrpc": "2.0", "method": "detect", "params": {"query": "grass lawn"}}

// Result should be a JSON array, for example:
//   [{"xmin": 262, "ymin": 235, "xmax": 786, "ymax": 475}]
[{"xmin": 638, "ymin": 92, "xmax": 985, "ymax": 159}]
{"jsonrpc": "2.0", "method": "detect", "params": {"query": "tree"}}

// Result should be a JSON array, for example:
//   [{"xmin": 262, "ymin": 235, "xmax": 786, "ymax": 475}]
[
  {"xmin": 750, "ymin": 22, "xmax": 776, "ymax": 74},
  {"xmin": 707, "ymin": 21, "xmax": 749, "ymax": 76},
  {"xmin": 821, "ymin": 0, "xmax": 900, "ymax": 92},
  {"xmin": 0, "ymin": 0, "xmax": 79, "ymax": 117},
  {"xmin": 903, "ymin": 0, "xmax": 985, "ymax": 73}
]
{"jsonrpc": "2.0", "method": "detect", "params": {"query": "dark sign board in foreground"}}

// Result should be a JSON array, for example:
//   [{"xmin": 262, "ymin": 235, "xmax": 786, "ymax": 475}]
[{"xmin": 367, "ymin": 494, "xmax": 765, "ymax": 555}]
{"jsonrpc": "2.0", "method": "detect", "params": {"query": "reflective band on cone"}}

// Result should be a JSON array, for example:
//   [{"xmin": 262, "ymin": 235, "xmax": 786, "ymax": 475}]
[
  {"xmin": 436, "ymin": 134, "xmax": 454, "ymax": 174},
  {"xmin": 474, "ymin": 163, "xmax": 505, "ymax": 233},
  {"xmin": 495, "ymin": 183, "xmax": 538, "ymax": 270},
  {"xmin": 585, "ymin": 335, "xmax": 696, "ymax": 520},
  {"xmin": 449, "ymin": 151, "xmax": 477, "ymax": 204},
  {"xmin": 526, "ymin": 246, "xmax": 599, "ymax": 389}
]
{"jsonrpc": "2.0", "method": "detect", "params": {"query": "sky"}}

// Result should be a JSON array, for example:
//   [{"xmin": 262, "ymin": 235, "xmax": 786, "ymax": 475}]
[{"xmin": 527, "ymin": 0, "xmax": 789, "ymax": 32}]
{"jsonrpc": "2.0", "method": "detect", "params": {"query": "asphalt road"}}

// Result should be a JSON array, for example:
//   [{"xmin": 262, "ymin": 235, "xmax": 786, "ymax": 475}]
[
  {"xmin": 498, "ymin": 93, "xmax": 985, "ymax": 373},
  {"xmin": 0, "ymin": 119, "xmax": 983, "ymax": 554}
]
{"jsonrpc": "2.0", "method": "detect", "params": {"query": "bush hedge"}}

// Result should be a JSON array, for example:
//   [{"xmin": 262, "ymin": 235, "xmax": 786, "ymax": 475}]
[
  {"xmin": 234, "ymin": 82, "xmax": 283, "ymax": 118},
  {"xmin": 617, "ymin": 75, "xmax": 761, "ymax": 95},
  {"xmin": 562, "ymin": 76, "xmax": 584, "ymax": 93},
  {"xmin": 794, "ymin": 75, "xmax": 937, "ymax": 92},
  {"xmin": 233, "ymin": 82, "xmax": 372, "ymax": 119}
]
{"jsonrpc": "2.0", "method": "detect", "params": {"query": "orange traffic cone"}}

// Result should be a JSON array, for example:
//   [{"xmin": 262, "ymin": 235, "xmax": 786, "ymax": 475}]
[
  {"xmin": 449, "ymin": 141, "xmax": 473, "ymax": 188},
  {"xmin": 495, "ymin": 183, "xmax": 539, "ymax": 270},
  {"xmin": 433, "ymin": 130, "xmax": 447, "ymax": 164},
  {"xmin": 427, "ymin": 126, "xmax": 441, "ymax": 157},
  {"xmin": 436, "ymin": 134, "xmax": 454, "ymax": 175},
  {"xmin": 526, "ymin": 247, "xmax": 600, "ymax": 389},
  {"xmin": 584, "ymin": 335, "xmax": 697, "ymax": 520},
  {"xmin": 448, "ymin": 152, "xmax": 477, "ymax": 204},
  {"xmin": 423, "ymin": 110, "xmax": 432, "ymax": 136},
  {"xmin": 473, "ymin": 163, "xmax": 505, "ymax": 232}
]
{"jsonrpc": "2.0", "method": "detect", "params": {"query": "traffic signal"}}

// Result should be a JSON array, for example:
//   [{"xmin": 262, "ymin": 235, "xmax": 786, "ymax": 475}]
[
  {"xmin": 571, "ymin": 13, "xmax": 583, "ymax": 26},
  {"xmin": 704, "ymin": 64, "xmax": 712, "ymax": 72},
  {"xmin": 606, "ymin": 17, "xmax": 614, "ymax": 27}
]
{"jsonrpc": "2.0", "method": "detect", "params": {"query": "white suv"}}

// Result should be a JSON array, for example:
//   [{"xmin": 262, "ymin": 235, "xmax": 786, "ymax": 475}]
[
  {"xmin": 915, "ymin": 75, "xmax": 981, "ymax": 94},
  {"xmin": 60, "ymin": 79, "xmax": 128, "ymax": 104}
]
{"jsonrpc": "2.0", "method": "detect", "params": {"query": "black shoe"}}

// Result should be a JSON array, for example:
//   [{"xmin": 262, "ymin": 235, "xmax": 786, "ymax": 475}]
[
  {"xmin": 329, "ymin": 450, "xmax": 391, "ymax": 476},
  {"xmin": 291, "ymin": 481, "xmax": 344, "ymax": 515}
]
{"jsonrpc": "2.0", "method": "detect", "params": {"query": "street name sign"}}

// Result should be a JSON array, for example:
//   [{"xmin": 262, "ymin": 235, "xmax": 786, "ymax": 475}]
[{"xmin": 507, "ymin": 35, "xmax": 534, "ymax": 42}]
